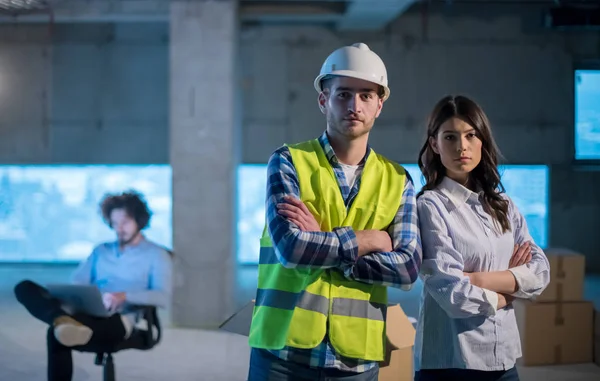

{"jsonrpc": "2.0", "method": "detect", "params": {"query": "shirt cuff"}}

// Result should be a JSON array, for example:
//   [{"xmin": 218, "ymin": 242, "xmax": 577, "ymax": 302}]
[
  {"xmin": 482, "ymin": 288, "xmax": 498, "ymax": 315},
  {"xmin": 508, "ymin": 265, "xmax": 538, "ymax": 299},
  {"xmin": 334, "ymin": 226, "xmax": 358, "ymax": 267}
]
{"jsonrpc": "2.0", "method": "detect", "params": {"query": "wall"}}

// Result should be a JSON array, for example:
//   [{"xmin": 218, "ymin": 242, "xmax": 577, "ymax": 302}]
[
  {"xmin": 241, "ymin": 5, "xmax": 597, "ymax": 164},
  {"xmin": 0, "ymin": 2, "xmax": 599, "ymax": 270},
  {"xmin": 0, "ymin": 22, "xmax": 168, "ymax": 164}
]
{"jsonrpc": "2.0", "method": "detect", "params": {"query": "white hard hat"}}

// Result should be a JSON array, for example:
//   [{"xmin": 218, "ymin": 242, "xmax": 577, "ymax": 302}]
[{"xmin": 314, "ymin": 42, "xmax": 390, "ymax": 101}]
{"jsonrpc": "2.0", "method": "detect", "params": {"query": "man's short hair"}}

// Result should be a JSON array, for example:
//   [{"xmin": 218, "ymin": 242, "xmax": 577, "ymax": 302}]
[
  {"xmin": 99, "ymin": 190, "xmax": 152, "ymax": 230},
  {"xmin": 319, "ymin": 75, "xmax": 386, "ymax": 99}
]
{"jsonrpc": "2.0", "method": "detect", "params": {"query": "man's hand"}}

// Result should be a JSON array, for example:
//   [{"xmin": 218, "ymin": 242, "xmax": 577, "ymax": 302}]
[
  {"xmin": 102, "ymin": 292, "xmax": 126, "ymax": 312},
  {"xmin": 277, "ymin": 196, "xmax": 321, "ymax": 232},
  {"xmin": 509, "ymin": 242, "xmax": 532, "ymax": 268},
  {"xmin": 355, "ymin": 230, "xmax": 393, "ymax": 257}
]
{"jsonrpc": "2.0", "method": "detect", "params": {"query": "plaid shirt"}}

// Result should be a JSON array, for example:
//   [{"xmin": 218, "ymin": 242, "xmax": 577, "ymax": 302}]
[{"xmin": 264, "ymin": 132, "xmax": 422, "ymax": 372}]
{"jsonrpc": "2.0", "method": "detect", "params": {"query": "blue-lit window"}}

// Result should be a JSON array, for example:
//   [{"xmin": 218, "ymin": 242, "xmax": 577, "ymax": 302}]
[
  {"xmin": 498, "ymin": 165, "xmax": 549, "ymax": 249},
  {"xmin": 0, "ymin": 165, "xmax": 172, "ymax": 262},
  {"xmin": 575, "ymin": 70, "xmax": 600, "ymax": 160},
  {"xmin": 236, "ymin": 165, "xmax": 268, "ymax": 264},
  {"xmin": 236, "ymin": 164, "xmax": 549, "ymax": 264}
]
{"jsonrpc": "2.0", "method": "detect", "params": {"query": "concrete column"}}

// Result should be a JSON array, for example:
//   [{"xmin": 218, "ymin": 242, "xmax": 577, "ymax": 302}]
[{"xmin": 169, "ymin": 0, "xmax": 238, "ymax": 328}]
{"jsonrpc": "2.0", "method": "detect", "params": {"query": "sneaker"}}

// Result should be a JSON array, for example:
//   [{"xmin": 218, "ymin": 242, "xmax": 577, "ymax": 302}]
[{"xmin": 53, "ymin": 316, "xmax": 93, "ymax": 347}]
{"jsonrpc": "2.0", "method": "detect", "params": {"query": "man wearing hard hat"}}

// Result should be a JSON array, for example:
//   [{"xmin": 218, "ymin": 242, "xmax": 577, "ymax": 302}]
[{"xmin": 247, "ymin": 43, "xmax": 422, "ymax": 380}]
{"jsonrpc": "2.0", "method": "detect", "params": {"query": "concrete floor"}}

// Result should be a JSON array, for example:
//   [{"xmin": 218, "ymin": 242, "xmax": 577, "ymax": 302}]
[{"xmin": 1, "ymin": 264, "xmax": 599, "ymax": 381}]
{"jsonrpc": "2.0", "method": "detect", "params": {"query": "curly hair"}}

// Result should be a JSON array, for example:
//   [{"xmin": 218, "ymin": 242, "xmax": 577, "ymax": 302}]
[
  {"xmin": 99, "ymin": 190, "xmax": 152, "ymax": 230},
  {"xmin": 417, "ymin": 95, "xmax": 511, "ymax": 233}
]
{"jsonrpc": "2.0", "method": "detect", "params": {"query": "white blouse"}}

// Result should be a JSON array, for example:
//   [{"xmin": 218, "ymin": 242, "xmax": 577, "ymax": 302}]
[{"xmin": 414, "ymin": 176, "xmax": 550, "ymax": 371}]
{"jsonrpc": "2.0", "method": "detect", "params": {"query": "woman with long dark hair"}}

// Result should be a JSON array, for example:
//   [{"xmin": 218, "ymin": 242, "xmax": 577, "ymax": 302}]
[{"xmin": 413, "ymin": 95, "xmax": 550, "ymax": 381}]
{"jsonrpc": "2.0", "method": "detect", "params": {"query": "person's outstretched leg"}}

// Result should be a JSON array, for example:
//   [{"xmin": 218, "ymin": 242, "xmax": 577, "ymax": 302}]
[
  {"xmin": 14, "ymin": 280, "xmax": 68, "ymax": 325},
  {"xmin": 16, "ymin": 280, "xmax": 131, "ymax": 381},
  {"xmin": 15, "ymin": 280, "xmax": 93, "ymax": 346}
]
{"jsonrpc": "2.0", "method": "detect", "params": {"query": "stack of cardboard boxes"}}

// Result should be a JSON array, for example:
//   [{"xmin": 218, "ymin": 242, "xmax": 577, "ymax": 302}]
[{"xmin": 514, "ymin": 248, "xmax": 594, "ymax": 366}]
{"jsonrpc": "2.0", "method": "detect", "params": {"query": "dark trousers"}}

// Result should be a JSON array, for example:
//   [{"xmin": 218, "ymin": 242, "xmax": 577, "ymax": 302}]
[
  {"xmin": 415, "ymin": 366, "xmax": 520, "ymax": 381},
  {"xmin": 14, "ymin": 280, "xmax": 126, "ymax": 381},
  {"xmin": 248, "ymin": 348, "xmax": 379, "ymax": 381}
]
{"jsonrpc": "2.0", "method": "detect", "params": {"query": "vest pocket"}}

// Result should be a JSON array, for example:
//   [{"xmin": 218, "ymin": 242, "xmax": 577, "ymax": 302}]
[
  {"xmin": 329, "ymin": 313, "xmax": 386, "ymax": 361},
  {"xmin": 285, "ymin": 277, "xmax": 330, "ymax": 348},
  {"xmin": 327, "ymin": 273, "xmax": 388, "ymax": 361}
]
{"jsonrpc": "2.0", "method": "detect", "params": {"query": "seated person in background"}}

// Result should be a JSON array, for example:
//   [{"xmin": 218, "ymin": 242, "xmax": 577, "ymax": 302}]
[{"xmin": 14, "ymin": 190, "xmax": 173, "ymax": 381}]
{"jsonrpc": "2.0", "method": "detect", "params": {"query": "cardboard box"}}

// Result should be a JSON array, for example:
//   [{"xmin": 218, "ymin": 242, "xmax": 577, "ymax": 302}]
[
  {"xmin": 534, "ymin": 248, "xmax": 585, "ymax": 303},
  {"xmin": 219, "ymin": 299, "xmax": 255, "ymax": 337},
  {"xmin": 378, "ymin": 304, "xmax": 416, "ymax": 381},
  {"xmin": 515, "ymin": 299, "xmax": 593, "ymax": 366},
  {"xmin": 220, "ymin": 301, "xmax": 416, "ymax": 381}
]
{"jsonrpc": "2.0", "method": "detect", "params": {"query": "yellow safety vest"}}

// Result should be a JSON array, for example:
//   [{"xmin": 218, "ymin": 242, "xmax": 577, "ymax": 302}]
[{"xmin": 248, "ymin": 138, "xmax": 406, "ymax": 361}]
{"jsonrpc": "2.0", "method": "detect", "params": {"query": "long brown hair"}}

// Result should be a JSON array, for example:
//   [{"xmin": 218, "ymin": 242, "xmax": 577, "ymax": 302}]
[{"xmin": 417, "ymin": 95, "xmax": 511, "ymax": 233}]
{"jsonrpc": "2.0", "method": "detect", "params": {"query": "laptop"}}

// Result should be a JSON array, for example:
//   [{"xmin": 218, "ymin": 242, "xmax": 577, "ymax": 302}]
[{"xmin": 46, "ymin": 284, "xmax": 111, "ymax": 318}]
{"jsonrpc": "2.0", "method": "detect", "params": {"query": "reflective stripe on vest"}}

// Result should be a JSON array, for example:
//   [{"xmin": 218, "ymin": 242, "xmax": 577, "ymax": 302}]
[
  {"xmin": 256, "ymin": 288, "xmax": 330, "ymax": 316},
  {"xmin": 248, "ymin": 138, "xmax": 406, "ymax": 361},
  {"xmin": 331, "ymin": 298, "xmax": 387, "ymax": 321}
]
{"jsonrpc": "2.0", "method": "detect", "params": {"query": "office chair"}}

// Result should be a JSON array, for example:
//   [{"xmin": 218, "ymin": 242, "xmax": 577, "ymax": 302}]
[{"xmin": 78, "ymin": 305, "xmax": 162, "ymax": 381}]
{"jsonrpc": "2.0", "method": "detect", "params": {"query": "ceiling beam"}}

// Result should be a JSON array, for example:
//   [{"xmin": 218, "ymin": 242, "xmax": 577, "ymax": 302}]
[
  {"xmin": 337, "ymin": 0, "xmax": 416, "ymax": 31},
  {"xmin": 241, "ymin": 1, "xmax": 344, "ymax": 24},
  {"xmin": 0, "ymin": 0, "xmax": 346, "ymax": 24}
]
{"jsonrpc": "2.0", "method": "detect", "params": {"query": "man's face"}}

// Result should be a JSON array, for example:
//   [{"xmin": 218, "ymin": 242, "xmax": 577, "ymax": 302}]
[
  {"xmin": 319, "ymin": 76, "xmax": 383, "ymax": 140},
  {"xmin": 109, "ymin": 208, "xmax": 139, "ymax": 245}
]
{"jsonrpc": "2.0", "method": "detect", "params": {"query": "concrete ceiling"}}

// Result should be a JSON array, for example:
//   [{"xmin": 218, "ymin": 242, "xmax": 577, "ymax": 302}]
[
  {"xmin": 0, "ymin": 0, "xmax": 418, "ymax": 30},
  {"xmin": 337, "ymin": 0, "xmax": 416, "ymax": 30},
  {"xmin": 0, "ymin": 0, "xmax": 49, "ymax": 14}
]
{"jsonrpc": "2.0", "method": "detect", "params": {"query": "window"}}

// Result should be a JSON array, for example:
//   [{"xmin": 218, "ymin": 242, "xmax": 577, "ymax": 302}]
[
  {"xmin": 0, "ymin": 165, "xmax": 172, "ymax": 262},
  {"xmin": 499, "ymin": 165, "xmax": 549, "ymax": 249},
  {"xmin": 236, "ymin": 164, "xmax": 549, "ymax": 264},
  {"xmin": 237, "ymin": 164, "xmax": 268, "ymax": 264},
  {"xmin": 575, "ymin": 69, "xmax": 600, "ymax": 160}
]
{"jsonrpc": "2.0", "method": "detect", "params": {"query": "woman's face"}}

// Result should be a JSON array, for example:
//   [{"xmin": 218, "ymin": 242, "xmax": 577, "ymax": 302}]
[{"xmin": 429, "ymin": 117, "xmax": 482, "ymax": 185}]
